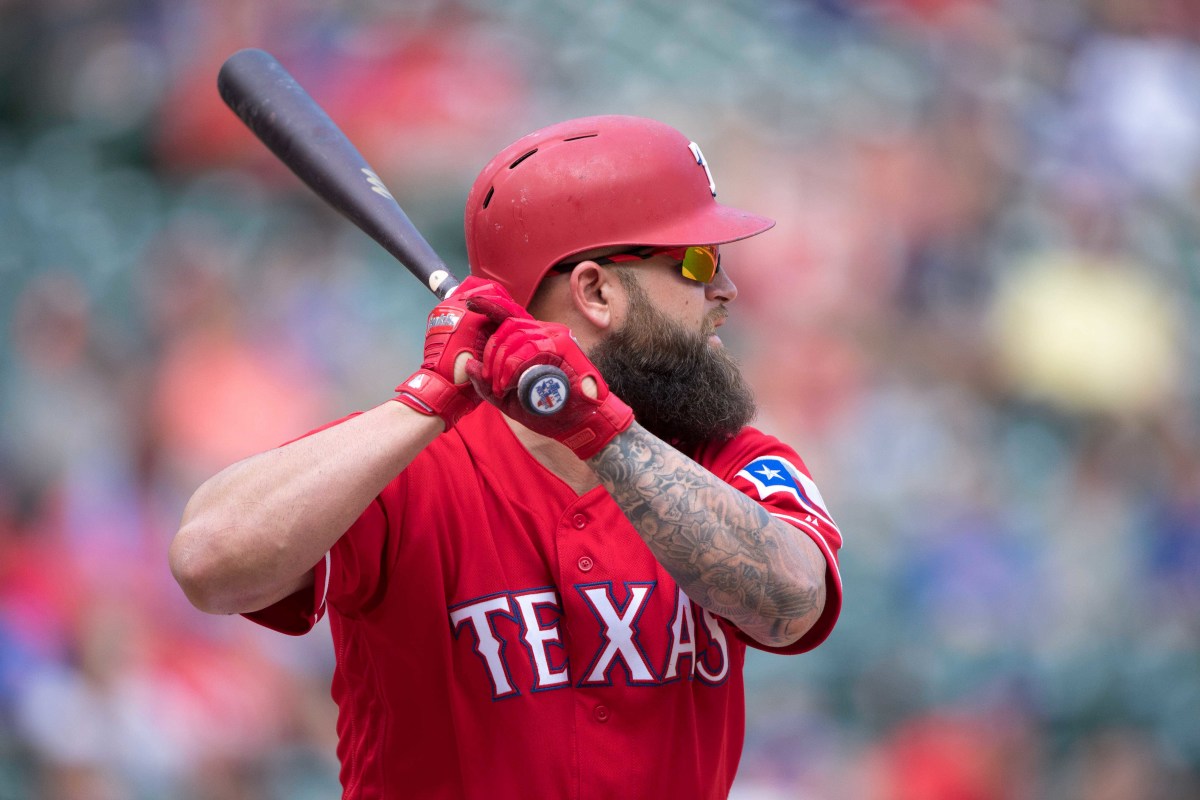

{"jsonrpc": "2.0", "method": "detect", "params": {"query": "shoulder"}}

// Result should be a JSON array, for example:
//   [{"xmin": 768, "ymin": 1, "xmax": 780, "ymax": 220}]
[{"xmin": 692, "ymin": 426, "xmax": 809, "ymax": 479}]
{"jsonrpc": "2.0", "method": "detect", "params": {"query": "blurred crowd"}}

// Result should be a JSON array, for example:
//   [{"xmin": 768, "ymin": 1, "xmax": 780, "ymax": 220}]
[{"xmin": 1, "ymin": 0, "xmax": 1199, "ymax": 798}]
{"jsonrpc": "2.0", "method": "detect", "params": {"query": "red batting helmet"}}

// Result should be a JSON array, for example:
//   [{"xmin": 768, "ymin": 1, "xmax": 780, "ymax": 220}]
[{"xmin": 464, "ymin": 115, "xmax": 775, "ymax": 308}]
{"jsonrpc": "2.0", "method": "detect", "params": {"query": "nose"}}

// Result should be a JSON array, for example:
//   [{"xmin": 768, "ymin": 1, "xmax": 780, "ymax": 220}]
[{"xmin": 706, "ymin": 267, "xmax": 737, "ymax": 304}]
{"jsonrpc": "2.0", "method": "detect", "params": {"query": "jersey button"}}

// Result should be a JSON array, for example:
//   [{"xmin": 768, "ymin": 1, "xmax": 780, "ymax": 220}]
[
  {"xmin": 593, "ymin": 704, "xmax": 611, "ymax": 723},
  {"xmin": 578, "ymin": 556, "xmax": 594, "ymax": 572},
  {"xmin": 572, "ymin": 513, "xmax": 587, "ymax": 529}
]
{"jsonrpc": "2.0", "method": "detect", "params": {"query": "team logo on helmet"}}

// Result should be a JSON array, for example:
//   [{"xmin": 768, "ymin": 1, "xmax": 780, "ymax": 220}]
[
  {"xmin": 688, "ymin": 142, "xmax": 717, "ymax": 197},
  {"xmin": 528, "ymin": 374, "xmax": 568, "ymax": 415}
]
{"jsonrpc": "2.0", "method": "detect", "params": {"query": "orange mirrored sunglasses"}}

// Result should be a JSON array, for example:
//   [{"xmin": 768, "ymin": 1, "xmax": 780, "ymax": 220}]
[{"xmin": 555, "ymin": 245, "xmax": 721, "ymax": 283}]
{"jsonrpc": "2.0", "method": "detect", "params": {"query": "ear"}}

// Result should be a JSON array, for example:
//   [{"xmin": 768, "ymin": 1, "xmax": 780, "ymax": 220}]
[{"xmin": 568, "ymin": 263, "xmax": 623, "ymax": 332}]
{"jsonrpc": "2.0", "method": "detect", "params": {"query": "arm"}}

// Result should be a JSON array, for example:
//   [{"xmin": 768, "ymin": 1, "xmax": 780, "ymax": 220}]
[
  {"xmin": 170, "ymin": 277, "xmax": 522, "ymax": 616},
  {"xmin": 589, "ymin": 423, "xmax": 827, "ymax": 648},
  {"xmin": 170, "ymin": 403, "xmax": 440, "ymax": 615},
  {"xmin": 464, "ymin": 305, "xmax": 831, "ymax": 648}
]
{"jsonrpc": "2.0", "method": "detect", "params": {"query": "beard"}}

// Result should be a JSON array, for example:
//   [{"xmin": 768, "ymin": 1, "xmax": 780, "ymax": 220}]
[{"xmin": 587, "ymin": 276, "xmax": 757, "ymax": 452}]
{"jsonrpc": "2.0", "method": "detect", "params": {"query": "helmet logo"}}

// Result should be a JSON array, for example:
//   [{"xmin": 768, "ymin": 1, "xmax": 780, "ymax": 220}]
[{"xmin": 688, "ymin": 142, "xmax": 717, "ymax": 197}]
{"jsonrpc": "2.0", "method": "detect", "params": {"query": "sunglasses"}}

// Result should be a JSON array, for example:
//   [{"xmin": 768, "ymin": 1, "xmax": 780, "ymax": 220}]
[{"xmin": 555, "ymin": 245, "xmax": 721, "ymax": 283}]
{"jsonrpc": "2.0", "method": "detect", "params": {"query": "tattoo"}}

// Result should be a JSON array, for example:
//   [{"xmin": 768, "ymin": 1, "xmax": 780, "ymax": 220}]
[{"xmin": 589, "ymin": 423, "xmax": 825, "ymax": 646}]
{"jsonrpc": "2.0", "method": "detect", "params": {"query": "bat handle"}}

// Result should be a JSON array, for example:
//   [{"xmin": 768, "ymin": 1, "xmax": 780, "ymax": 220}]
[
  {"xmin": 433, "ymin": 272, "xmax": 461, "ymax": 300},
  {"xmin": 517, "ymin": 364, "xmax": 571, "ymax": 416}
]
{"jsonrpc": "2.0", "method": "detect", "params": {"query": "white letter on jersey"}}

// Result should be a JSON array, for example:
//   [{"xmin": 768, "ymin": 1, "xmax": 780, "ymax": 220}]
[
  {"xmin": 663, "ymin": 587, "xmax": 697, "ymax": 681},
  {"xmin": 513, "ymin": 590, "xmax": 570, "ymax": 690},
  {"xmin": 696, "ymin": 609, "xmax": 730, "ymax": 685},
  {"xmin": 578, "ymin": 583, "xmax": 657, "ymax": 685},
  {"xmin": 450, "ymin": 596, "xmax": 518, "ymax": 698}
]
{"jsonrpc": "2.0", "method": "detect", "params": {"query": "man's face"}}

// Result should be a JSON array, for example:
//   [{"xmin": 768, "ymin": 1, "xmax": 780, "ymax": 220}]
[{"xmin": 587, "ymin": 268, "xmax": 757, "ymax": 451}]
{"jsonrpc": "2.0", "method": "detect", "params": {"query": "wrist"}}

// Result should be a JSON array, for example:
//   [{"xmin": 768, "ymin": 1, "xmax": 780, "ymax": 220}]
[
  {"xmin": 394, "ymin": 368, "xmax": 480, "ymax": 430},
  {"xmin": 386, "ymin": 394, "xmax": 451, "ymax": 432},
  {"xmin": 562, "ymin": 393, "xmax": 634, "ymax": 460}
]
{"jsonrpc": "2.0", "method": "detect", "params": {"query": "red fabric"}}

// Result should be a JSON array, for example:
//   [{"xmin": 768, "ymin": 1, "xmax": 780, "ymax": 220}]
[
  {"xmin": 392, "ymin": 368, "xmax": 472, "ymax": 427},
  {"xmin": 246, "ymin": 405, "xmax": 842, "ymax": 799}
]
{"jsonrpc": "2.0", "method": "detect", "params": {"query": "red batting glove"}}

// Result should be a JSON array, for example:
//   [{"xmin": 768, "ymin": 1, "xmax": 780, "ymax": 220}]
[
  {"xmin": 394, "ymin": 277, "xmax": 526, "ymax": 429},
  {"xmin": 465, "ymin": 298, "xmax": 633, "ymax": 459}
]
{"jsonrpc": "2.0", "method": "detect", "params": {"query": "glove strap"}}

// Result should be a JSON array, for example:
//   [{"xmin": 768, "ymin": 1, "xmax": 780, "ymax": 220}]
[
  {"xmin": 394, "ymin": 369, "xmax": 477, "ymax": 430},
  {"xmin": 564, "ymin": 393, "xmax": 635, "ymax": 460}
]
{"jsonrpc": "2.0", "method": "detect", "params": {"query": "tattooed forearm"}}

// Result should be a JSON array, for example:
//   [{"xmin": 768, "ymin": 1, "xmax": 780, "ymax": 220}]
[{"xmin": 588, "ymin": 422, "xmax": 827, "ymax": 647}]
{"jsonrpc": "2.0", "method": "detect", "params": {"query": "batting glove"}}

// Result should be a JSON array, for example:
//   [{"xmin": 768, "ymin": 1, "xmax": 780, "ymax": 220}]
[
  {"xmin": 394, "ymin": 277, "xmax": 525, "ymax": 430},
  {"xmin": 465, "ymin": 298, "xmax": 634, "ymax": 460}
]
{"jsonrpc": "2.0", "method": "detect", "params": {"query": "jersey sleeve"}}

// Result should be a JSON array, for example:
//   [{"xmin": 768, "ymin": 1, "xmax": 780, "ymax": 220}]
[
  {"xmin": 697, "ymin": 429, "xmax": 844, "ymax": 655},
  {"xmin": 240, "ymin": 412, "xmax": 398, "ymax": 635},
  {"xmin": 241, "ymin": 552, "xmax": 329, "ymax": 635}
]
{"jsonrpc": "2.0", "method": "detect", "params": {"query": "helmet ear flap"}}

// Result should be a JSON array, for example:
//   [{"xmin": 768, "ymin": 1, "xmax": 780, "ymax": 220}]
[{"xmin": 464, "ymin": 115, "xmax": 774, "ymax": 308}]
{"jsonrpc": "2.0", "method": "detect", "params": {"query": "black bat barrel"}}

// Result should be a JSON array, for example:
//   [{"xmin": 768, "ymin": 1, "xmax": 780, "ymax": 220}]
[{"xmin": 217, "ymin": 48, "xmax": 458, "ymax": 298}]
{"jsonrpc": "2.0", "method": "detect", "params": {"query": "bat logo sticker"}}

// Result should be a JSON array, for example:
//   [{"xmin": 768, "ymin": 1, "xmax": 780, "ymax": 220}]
[{"xmin": 528, "ymin": 375, "xmax": 568, "ymax": 415}]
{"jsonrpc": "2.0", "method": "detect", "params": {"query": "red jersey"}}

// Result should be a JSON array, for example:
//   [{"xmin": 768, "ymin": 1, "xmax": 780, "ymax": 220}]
[{"xmin": 246, "ymin": 404, "xmax": 843, "ymax": 800}]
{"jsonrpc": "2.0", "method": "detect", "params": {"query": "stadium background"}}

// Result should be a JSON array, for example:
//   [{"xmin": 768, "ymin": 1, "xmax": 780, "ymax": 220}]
[{"xmin": 1, "ymin": 0, "xmax": 1199, "ymax": 797}]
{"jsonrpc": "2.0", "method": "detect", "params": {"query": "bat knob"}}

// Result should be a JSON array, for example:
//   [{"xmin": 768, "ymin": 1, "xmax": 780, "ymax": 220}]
[{"xmin": 518, "ymin": 365, "xmax": 570, "ymax": 416}]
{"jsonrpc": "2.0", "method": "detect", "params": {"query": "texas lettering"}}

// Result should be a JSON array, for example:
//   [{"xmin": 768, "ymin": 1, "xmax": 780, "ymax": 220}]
[{"xmin": 449, "ymin": 582, "xmax": 731, "ymax": 698}]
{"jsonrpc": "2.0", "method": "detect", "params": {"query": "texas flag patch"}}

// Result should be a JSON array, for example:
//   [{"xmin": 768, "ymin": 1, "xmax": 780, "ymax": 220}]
[{"xmin": 736, "ymin": 456, "xmax": 835, "ymax": 526}]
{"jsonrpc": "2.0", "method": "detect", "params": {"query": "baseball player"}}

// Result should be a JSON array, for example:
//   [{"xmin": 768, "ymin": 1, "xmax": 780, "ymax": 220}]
[{"xmin": 170, "ymin": 115, "xmax": 843, "ymax": 800}]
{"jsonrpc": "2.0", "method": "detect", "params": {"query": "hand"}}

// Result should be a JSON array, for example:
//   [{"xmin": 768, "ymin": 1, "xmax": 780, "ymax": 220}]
[
  {"xmin": 394, "ymin": 277, "xmax": 526, "ymax": 429},
  {"xmin": 465, "ymin": 298, "xmax": 633, "ymax": 459}
]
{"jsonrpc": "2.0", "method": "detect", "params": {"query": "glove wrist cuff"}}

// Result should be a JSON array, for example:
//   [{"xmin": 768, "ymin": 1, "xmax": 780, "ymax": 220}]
[
  {"xmin": 566, "ymin": 394, "xmax": 635, "ymax": 460},
  {"xmin": 394, "ymin": 369, "xmax": 478, "ymax": 430}
]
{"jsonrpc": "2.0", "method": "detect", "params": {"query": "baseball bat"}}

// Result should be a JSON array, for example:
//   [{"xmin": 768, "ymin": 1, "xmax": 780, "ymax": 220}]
[
  {"xmin": 216, "ymin": 48, "xmax": 569, "ymax": 415},
  {"xmin": 217, "ymin": 48, "xmax": 457, "ymax": 298}
]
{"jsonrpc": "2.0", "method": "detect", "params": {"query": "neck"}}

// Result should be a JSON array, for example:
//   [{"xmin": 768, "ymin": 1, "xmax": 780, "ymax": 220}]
[{"xmin": 503, "ymin": 415, "xmax": 601, "ymax": 496}]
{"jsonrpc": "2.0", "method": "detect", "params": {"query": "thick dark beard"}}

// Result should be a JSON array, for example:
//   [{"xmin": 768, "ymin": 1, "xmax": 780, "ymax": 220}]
[{"xmin": 588, "ymin": 276, "xmax": 757, "ymax": 452}]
